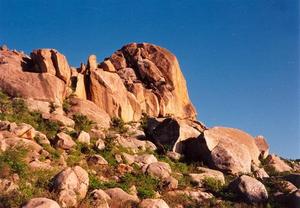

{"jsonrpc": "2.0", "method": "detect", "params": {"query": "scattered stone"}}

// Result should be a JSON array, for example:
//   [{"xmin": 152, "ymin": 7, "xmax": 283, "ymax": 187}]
[
  {"xmin": 0, "ymin": 178, "xmax": 18, "ymax": 194},
  {"xmin": 115, "ymin": 135, "xmax": 156, "ymax": 153},
  {"xmin": 53, "ymin": 166, "xmax": 89, "ymax": 207},
  {"xmin": 55, "ymin": 132, "xmax": 76, "ymax": 150},
  {"xmin": 265, "ymin": 154, "xmax": 292, "ymax": 173},
  {"xmin": 229, "ymin": 175, "xmax": 268, "ymax": 203},
  {"xmin": 22, "ymin": 198, "xmax": 60, "ymax": 208},
  {"xmin": 87, "ymin": 155, "xmax": 108, "ymax": 165},
  {"xmin": 77, "ymin": 131, "xmax": 90, "ymax": 144},
  {"xmin": 12, "ymin": 123, "xmax": 35, "ymax": 139},
  {"xmin": 253, "ymin": 168, "xmax": 269, "ymax": 179},
  {"xmin": 143, "ymin": 162, "xmax": 172, "ymax": 179},
  {"xmin": 189, "ymin": 167, "xmax": 225, "ymax": 187},
  {"xmin": 117, "ymin": 163, "xmax": 133, "ymax": 175},
  {"xmin": 43, "ymin": 113, "xmax": 75, "ymax": 127},
  {"xmin": 139, "ymin": 199, "xmax": 169, "ymax": 208},
  {"xmin": 282, "ymin": 173, "xmax": 300, "ymax": 188},
  {"xmin": 90, "ymin": 189, "xmax": 111, "ymax": 208},
  {"xmin": 105, "ymin": 188, "xmax": 139, "ymax": 208},
  {"xmin": 166, "ymin": 151, "xmax": 182, "ymax": 161},
  {"xmin": 95, "ymin": 138, "xmax": 105, "ymax": 151},
  {"xmin": 254, "ymin": 135, "xmax": 269, "ymax": 159},
  {"xmin": 163, "ymin": 176, "xmax": 178, "ymax": 190}
]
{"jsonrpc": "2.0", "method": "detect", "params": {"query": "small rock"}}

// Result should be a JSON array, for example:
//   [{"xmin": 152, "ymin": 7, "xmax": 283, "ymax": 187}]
[
  {"xmin": 55, "ymin": 132, "xmax": 76, "ymax": 150},
  {"xmin": 87, "ymin": 155, "xmax": 108, "ymax": 165},
  {"xmin": 90, "ymin": 189, "xmax": 111, "ymax": 208},
  {"xmin": 95, "ymin": 138, "xmax": 105, "ymax": 151},
  {"xmin": 77, "ymin": 131, "xmax": 90, "ymax": 144},
  {"xmin": 43, "ymin": 113, "xmax": 75, "ymax": 128},
  {"xmin": 265, "ymin": 154, "xmax": 292, "ymax": 173},
  {"xmin": 189, "ymin": 167, "xmax": 225, "ymax": 187},
  {"xmin": 22, "ymin": 198, "xmax": 60, "ymax": 208},
  {"xmin": 53, "ymin": 166, "xmax": 89, "ymax": 207},
  {"xmin": 0, "ymin": 178, "xmax": 18, "ymax": 194},
  {"xmin": 163, "ymin": 176, "xmax": 178, "ymax": 190},
  {"xmin": 143, "ymin": 162, "xmax": 172, "ymax": 179},
  {"xmin": 139, "ymin": 199, "xmax": 169, "ymax": 208},
  {"xmin": 12, "ymin": 123, "xmax": 36, "ymax": 139},
  {"xmin": 105, "ymin": 188, "xmax": 139, "ymax": 208},
  {"xmin": 253, "ymin": 168, "xmax": 269, "ymax": 179},
  {"xmin": 117, "ymin": 163, "xmax": 133, "ymax": 175},
  {"xmin": 166, "ymin": 151, "xmax": 181, "ymax": 161},
  {"xmin": 115, "ymin": 154, "xmax": 123, "ymax": 163}
]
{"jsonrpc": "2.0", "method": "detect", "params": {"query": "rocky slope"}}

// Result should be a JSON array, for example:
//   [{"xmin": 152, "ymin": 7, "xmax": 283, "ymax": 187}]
[{"xmin": 0, "ymin": 44, "xmax": 299, "ymax": 208}]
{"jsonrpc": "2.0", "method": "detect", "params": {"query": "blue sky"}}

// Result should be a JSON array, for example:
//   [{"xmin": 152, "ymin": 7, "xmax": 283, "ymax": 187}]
[{"xmin": 0, "ymin": 0, "xmax": 299, "ymax": 158}]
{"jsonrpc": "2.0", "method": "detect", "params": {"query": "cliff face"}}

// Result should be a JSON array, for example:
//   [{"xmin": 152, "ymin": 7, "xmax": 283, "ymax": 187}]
[{"xmin": 0, "ymin": 43, "xmax": 196, "ymax": 122}]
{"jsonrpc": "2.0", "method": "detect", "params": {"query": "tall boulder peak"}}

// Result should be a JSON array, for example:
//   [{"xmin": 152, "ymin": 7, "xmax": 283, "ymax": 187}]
[
  {"xmin": 30, "ymin": 49, "xmax": 71, "ymax": 84},
  {"xmin": 91, "ymin": 42, "xmax": 197, "ymax": 120}
]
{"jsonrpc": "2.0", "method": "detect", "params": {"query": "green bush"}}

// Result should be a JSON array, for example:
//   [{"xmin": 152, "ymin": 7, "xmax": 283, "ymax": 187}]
[
  {"xmin": 0, "ymin": 146, "xmax": 28, "ymax": 177},
  {"xmin": 202, "ymin": 177, "xmax": 224, "ymax": 193},
  {"xmin": 73, "ymin": 113, "xmax": 93, "ymax": 132},
  {"xmin": 111, "ymin": 117, "xmax": 128, "ymax": 133},
  {"xmin": 62, "ymin": 99, "xmax": 71, "ymax": 113}
]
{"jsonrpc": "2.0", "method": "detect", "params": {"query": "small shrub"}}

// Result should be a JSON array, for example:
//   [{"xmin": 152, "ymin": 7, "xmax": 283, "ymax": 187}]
[
  {"xmin": 0, "ymin": 146, "xmax": 28, "ymax": 177},
  {"xmin": 111, "ymin": 117, "xmax": 128, "ymax": 133},
  {"xmin": 73, "ymin": 113, "xmax": 93, "ymax": 132},
  {"xmin": 63, "ymin": 99, "xmax": 71, "ymax": 113},
  {"xmin": 202, "ymin": 177, "xmax": 224, "ymax": 193}
]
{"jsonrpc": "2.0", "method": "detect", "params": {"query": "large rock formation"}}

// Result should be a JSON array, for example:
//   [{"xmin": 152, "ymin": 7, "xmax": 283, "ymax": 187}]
[
  {"xmin": 0, "ymin": 43, "xmax": 196, "ymax": 123},
  {"xmin": 0, "ymin": 49, "xmax": 67, "ymax": 104},
  {"xmin": 87, "ymin": 43, "xmax": 197, "ymax": 121},
  {"xmin": 184, "ymin": 127, "xmax": 261, "ymax": 174}
]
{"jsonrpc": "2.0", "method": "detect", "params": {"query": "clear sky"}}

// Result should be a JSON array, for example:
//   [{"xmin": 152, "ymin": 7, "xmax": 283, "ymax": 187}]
[{"xmin": 0, "ymin": 0, "xmax": 299, "ymax": 159}]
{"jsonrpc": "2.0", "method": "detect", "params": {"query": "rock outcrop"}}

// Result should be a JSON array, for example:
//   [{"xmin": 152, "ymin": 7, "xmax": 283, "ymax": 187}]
[
  {"xmin": 185, "ymin": 127, "xmax": 261, "ymax": 174},
  {"xmin": 87, "ymin": 43, "xmax": 197, "ymax": 121},
  {"xmin": 0, "ymin": 50, "xmax": 66, "ymax": 104}
]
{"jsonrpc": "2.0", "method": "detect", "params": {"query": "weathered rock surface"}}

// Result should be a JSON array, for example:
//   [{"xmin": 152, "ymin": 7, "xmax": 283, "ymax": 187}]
[
  {"xmin": 30, "ymin": 49, "xmax": 71, "ymax": 84},
  {"xmin": 143, "ymin": 162, "xmax": 172, "ymax": 179},
  {"xmin": 53, "ymin": 166, "xmax": 89, "ymax": 207},
  {"xmin": 114, "ymin": 135, "xmax": 156, "ymax": 153},
  {"xmin": 186, "ymin": 127, "xmax": 260, "ymax": 174},
  {"xmin": 89, "ymin": 68, "xmax": 141, "ymax": 122},
  {"xmin": 67, "ymin": 97, "xmax": 110, "ymax": 128},
  {"xmin": 229, "ymin": 175, "xmax": 268, "ymax": 203},
  {"xmin": 189, "ymin": 167, "xmax": 225, "ymax": 187},
  {"xmin": 0, "ymin": 50, "xmax": 67, "ymax": 104},
  {"xmin": 90, "ymin": 189, "xmax": 111, "ymax": 208},
  {"xmin": 282, "ymin": 173, "xmax": 300, "ymax": 188},
  {"xmin": 77, "ymin": 131, "xmax": 90, "ymax": 144},
  {"xmin": 254, "ymin": 135, "xmax": 269, "ymax": 159},
  {"xmin": 139, "ymin": 199, "xmax": 169, "ymax": 208},
  {"xmin": 22, "ymin": 198, "xmax": 60, "ymax": 208},
  {"xmin": 265, "ymin": 155, "xmax": 292, "ymax": 173},
  {"xmin": 146, "ymin": 117, "xmax": 205, "ymax": 153},
  {"xmin": 105, "ymin": 188, "xmax": 139, "ymax": 208},
  {"xmin": 54, "ymin": 132, "xmax": 76, "ymax": 150},
  {"xmin": 87, "ymin": 43, "xmax": 196, "ymax": 121}
]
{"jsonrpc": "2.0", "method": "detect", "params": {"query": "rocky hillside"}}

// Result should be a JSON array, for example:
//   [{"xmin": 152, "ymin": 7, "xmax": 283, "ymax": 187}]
[{"xmin": 0, "ymin": 44, "xmax": 299, "ymax": 208}]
